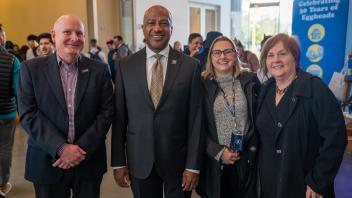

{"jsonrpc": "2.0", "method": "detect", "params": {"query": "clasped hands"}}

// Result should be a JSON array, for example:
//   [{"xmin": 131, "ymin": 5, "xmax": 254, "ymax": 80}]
[
  {"xmin": 113, "ymin": 167, "xmax": 199, "ymax": 191},
  {"xmin": 52, "ymin": 144, "xmax": 86, "ymax": 169},
  {"xmin": 221, "ymin": 147, "xmax": 240, "ymax": 165},
  {"xmin": 306, "ymin": 185, "xmax": 323, "ymax": 198}
]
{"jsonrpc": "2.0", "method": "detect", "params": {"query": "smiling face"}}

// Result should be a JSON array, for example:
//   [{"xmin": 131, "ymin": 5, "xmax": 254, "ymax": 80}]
[
  {"xmin": 266, "ymin": 41, "xmax": 297, "ymax": 81},
  {"xmin": 189, "ymin": 36, "xmax": 203, "ymax": 53},
  {"xmin": 142, "ymin": 6, "xmax": 173, "ymax": 53},
  {"xmin": 52, "ymin": 15, "xmax": 85, "ymax": 59},
  {"xmin": 211, "ymin": 40, "xmax": 237, "ymax": 77},
  {"xmin": 39, "ymin": 38, "xmax": 53, "ymax": 56},
  {"xmin": 174, "ymin": 41, "xmax": 181, "ymax": 51}
]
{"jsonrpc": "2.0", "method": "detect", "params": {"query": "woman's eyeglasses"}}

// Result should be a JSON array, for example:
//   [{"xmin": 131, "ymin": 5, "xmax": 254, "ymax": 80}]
[{"xmin": 211, "ymin": 49, "xmax": 235, "ymax": 58}]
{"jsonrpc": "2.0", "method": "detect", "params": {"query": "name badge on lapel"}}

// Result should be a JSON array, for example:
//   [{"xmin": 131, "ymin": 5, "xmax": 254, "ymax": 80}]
[{"xmin": 81, "ymin": 69, "xmax": 89, "ymax": 73}]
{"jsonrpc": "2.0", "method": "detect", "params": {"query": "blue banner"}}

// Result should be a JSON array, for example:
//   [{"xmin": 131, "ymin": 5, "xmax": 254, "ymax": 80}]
[{"xmin": 292, "ymin": 0, "xmax": 349, "ymax": 83}]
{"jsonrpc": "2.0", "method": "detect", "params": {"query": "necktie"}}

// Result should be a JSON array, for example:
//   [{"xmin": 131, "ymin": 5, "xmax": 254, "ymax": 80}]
[{"xmin": 150, "ymin": 54, "xmax": 163, "ymax": 108}]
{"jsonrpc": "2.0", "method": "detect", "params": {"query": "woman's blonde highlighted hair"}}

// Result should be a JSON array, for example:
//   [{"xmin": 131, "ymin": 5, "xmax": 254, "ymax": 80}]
[{"xmin": 201, "ymin": 36, "xmax": 242, "ymax": 79}]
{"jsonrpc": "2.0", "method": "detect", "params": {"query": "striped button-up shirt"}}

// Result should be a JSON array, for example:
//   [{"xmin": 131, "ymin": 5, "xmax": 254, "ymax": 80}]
[{"xmin": 57, "ymin": 56, "xmax": 78, "ymax": 143}]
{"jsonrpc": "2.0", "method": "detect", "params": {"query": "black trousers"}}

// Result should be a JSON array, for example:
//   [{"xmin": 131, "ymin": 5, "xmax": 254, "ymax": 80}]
[
  {"xmin": 130, "ymin": 166, "xmax": 192, "ymax": 198},
  {"xmin": 33, "ymin": 169, "xmax": 103, "ymax": 198},
  {"xmin": 220, "ymin": 164, "xmax": 245, "ymax": 198}
]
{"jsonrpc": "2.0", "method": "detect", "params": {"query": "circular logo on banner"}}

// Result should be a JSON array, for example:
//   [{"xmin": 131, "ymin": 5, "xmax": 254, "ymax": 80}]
[
  {"xmin": 308, "ymin": 24, "xmax": 325, "ymax": 42},
  {"xmin": 306, "ymin": 44, "xmax": 324, "ymax": 62},
  {"xmin": 306, "ymin": 64, "xmax": 323, "ymax": 77}
]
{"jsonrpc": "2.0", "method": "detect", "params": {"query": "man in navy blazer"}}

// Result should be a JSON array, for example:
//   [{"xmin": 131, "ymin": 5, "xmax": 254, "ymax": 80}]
[
  {"xmin": 112, "ymin": 5, "xmax": 203, "ymax": 198},
  {"xmin": 18, "ymin": 15, "xmax": 113, "ymax": 198}
]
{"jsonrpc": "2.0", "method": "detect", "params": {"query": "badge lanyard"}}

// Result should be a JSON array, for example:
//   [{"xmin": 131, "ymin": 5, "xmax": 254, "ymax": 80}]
[{"xmin": 217, "ymin": 77, "xmax": 236, "ymax": 117}]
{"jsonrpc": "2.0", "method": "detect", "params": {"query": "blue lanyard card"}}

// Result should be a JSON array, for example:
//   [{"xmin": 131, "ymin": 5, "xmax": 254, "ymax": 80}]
[{"xmin": 230, "ymin": 132, "xmax": 244, "ymax": 152}]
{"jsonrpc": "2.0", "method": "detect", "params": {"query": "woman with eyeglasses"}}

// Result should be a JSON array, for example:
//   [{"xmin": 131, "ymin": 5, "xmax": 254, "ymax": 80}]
[
  {"xmin": 196, "ymin": 36, "xmax": 260, "ymax": 198},
  {"xmin": 256, "ymin": 33, "xmax": 347, "ymax": 198}
]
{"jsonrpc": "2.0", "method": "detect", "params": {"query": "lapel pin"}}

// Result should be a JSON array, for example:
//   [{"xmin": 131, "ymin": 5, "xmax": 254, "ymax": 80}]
[
  {"xmin": 81, "ymin": 69, "xmax": 89, "ymax": 73},
  {"xmin": 171, "ymin": 60, "xmax": 177, "ymax": 64}
]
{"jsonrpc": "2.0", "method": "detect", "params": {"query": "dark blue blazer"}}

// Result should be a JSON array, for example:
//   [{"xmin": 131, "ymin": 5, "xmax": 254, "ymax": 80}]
[{"xmin": 18, "ymin": 54, "xmax": 114, "ymax": 184}]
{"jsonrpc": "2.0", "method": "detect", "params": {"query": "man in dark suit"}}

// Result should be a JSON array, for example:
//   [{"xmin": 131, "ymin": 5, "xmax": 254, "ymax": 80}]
[
  {"xmin": 18, "ymin": 15, "xmax": 113, "ymax": 198},
  {"xmin": 112, "ymin": 5, "xmax": 203, "ymax": 198}
]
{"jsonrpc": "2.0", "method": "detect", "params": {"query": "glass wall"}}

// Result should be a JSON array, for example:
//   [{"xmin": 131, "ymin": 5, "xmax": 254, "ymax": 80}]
[
  {"xmin": 231, "ymin": 0, "xmax": 293, "ymax": 55},
  {"xmin": 120, "ymin": 0, "xmax": 134, "ymax": 49}
]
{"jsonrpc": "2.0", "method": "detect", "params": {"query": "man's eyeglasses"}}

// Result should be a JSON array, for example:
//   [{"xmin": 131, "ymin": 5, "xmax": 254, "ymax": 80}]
[{"xmin": 211, "ymin": 49, "xmax": 236, "ymax": 58}]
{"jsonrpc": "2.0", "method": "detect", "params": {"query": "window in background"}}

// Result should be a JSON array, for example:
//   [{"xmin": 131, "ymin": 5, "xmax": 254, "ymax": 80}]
[
  {"xmin": 206, "ymin": 9, "xmax": 217, "ymax": 33},
  {"xmin": 190, "ymin": 7, "xmax": 201, "ymax": 33},
  {"xmin": 234, "ymin": 0, "xmax": 293, "ymax": 55},
  {"xmin": 120, "ymin": 0, "xmax": 134, "ymax": 49},
  {"xmin": 189, "ymin": 2, "xmax": 219, "ymax": 37}
]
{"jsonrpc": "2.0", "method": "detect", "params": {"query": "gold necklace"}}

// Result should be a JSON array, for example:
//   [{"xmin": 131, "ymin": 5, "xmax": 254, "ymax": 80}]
[
  {"xmin": 275, "ymin": 75, "xmax": 298, "ymax": 95},
  {"xmin": 275, "ymin": 85, "xmax": 289, "ymax": 95}
]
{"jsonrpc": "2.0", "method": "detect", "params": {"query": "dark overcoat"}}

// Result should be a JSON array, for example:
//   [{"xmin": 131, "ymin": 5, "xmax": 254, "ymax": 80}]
[{"xmin": 256, "ymin": 69, "xmax": 347, "ymax": 198}]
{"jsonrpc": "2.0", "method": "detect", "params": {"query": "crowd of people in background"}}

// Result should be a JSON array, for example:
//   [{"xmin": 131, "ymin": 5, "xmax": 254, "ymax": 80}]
[
  {"xmin": 0, "ymin": 4, "xmax": 348, "ymax": 198},
  {"xmin": 3, "ymin": 25, "xmax": 271, "ymax": 84}
]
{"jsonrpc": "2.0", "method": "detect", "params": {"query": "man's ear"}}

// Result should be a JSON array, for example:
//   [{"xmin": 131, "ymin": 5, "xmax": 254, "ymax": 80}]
[{"xmin": 51, "ymin": 30, "xmax": 56, "ymax": 44}]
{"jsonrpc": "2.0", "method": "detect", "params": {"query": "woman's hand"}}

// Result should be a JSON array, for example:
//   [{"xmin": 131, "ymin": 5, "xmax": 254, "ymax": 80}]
[
  {"xmin": 220, "ymin": 147, "xmax": 240, "ymax": 164},
  {"xmin": 189, "ymin": 48, "xmax": 199, "ymax": 57},
  {"xmin": 306, "ymin": 185, "xmax": 323, "ymax": 198}
]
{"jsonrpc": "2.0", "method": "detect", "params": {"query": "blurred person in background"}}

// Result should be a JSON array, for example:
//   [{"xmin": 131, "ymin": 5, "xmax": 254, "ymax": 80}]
[
  {"xmin": 195, "ymin": 31, "xmax": 223, "ymax": 71},
  {"xmin": 184, "ymin": 33, "xmax": 203, "ymax": 58},
  {"xmin": 106, "ymin": 38, "xmax": 116, "ymax": 80},
  {"xmin": 0, "ymin": 23, "xmax": 21, "ymax": 198},
  {"xmin": 26, "ymin": 34, "xmax": 38, "ymax": 60},
  {"xmin": 5, "ymin": 40, "xmax": 23, "ymax": 62},
  {"xmin": 233, "ymin": 38, "xmax": 259, "ymax": 72},
  {"xmin": 37, "ymin": 32, "xmax": 54, "ymax": 57},
  {"xmin": 173, "ymin": 41, "xmax": 183, "ymax": 52},
  {"xmin": 112, "ymin": 35, "xmax": 131, "ymax": 61},
  {"xmin": 19, "ymin": 45, "xmax": 29, "ymax": 61},
  {"xmin": 86, "ymin": 38, "xmax": 107, "ymax": 63},
  {"xmin": 256, "ymin": 34, "xmax": 273, "ymax": 83}
]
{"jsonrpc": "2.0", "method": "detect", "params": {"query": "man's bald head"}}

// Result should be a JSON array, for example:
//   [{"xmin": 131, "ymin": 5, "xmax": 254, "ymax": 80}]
[
  {"xmin": 51, "ymin": 15, "xmax": 85, "ymax": 64},
  {"xmin": 143, "ymin": 5, "xmax": 172, "ymax": 25},
  {"xmin": 53, "ymin": 15, "xmax": 84, "ymax": 32}
]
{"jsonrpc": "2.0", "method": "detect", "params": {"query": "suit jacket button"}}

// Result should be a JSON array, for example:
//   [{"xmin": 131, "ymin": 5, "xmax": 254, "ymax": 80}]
[
  {"xmin": 292, "ymin": 97, "xmax": 296, "ymax": 103},
  {"xmin": 276, "ymin": 149, "xmax": 282, "ymax": 154},
  {"xmin": 277, "ymin": 122, "xmax": 282, "ymax": 128},
  {"xmin": 249, "ymin": 146, "xmax": 256, "ymax": 152}
]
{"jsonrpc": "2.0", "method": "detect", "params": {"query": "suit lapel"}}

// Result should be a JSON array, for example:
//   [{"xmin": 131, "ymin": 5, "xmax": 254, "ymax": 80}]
[
  {"xmin": 44, "ymin": 54, "xmax": 67, "ymax": 113},
  {"xmin": 274, "ymin": 92, "xmax": 298, "ymax": 141},
  {"xmin": 134, "ymin": 49, "xmax": 154, "ymax": 109},
  {"xmin": 205, "ymin": 78, "xmax": 220, "ymax": 142},
  {"xmin": 74, "ymin": 57, "xmax": 90, "ymax": 113},
  {"xmin": 156, "ymin": 49, "xmax": 181, "ymax": 110},
  {"xmin": 274, "ymin": 70, "xmax": 310, "ymax": 141}
]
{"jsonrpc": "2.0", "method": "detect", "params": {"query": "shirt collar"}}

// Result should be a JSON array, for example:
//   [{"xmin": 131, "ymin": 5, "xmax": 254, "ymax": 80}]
[
  {"xmin": 146, "ymin": 45, "xmax": 170, "ymax": 59},
  {"xmin": 56, "ymin": 54, "xmax": 80, "ymax": 68},
  {"xmin": 90, "ymin": 47, "xmax": 99, "ymax": 53}
]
